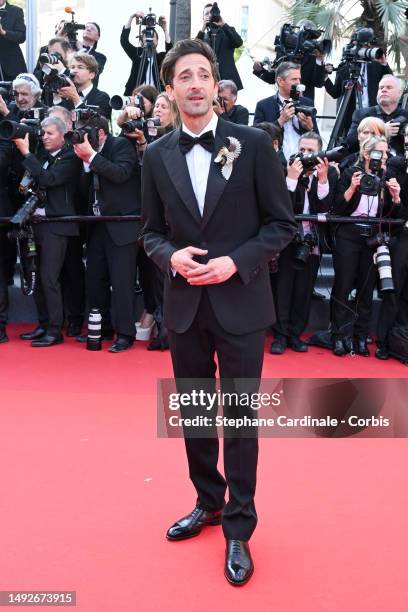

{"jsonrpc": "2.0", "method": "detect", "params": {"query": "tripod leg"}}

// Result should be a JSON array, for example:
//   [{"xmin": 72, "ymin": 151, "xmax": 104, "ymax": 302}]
[
  {"xmin": 136, "ymin": 49, "xmax": 148, "ymax": 88},
  {"xmin": 328, "ymin": 85, "xmax": 355, "ymax": 148}
]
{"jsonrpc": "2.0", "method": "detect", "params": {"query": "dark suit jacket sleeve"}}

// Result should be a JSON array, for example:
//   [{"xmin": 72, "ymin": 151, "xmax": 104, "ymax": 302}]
[
  {"xmin": 22, "ymin": 151, "xmax": 80, "ymax": 188},
  {"xmin": 96, "ymin": 52, "xmax": 107, "ymax": 74},
  {"xmin": 120, "ymin": 26, "xmax": 139, "ymax": 60},
  {"xmin": 334, "ymin": 167, "xmax": 360, "ymax": 215},
  {"xmin": 234, "ymin": 106, "xmax": 249, "ymax": 125},
  {"xmin": 221, "ymin": 24, "xmax": 243, "ymax": 48},
  {"xmin": 77, "ymin": 89, "xmax": 112, "ymax": 120},
  {"xmin": 2, "ymin": 6, "xmax": 26, "ymax": 44},
  {"xmin": 346, "ymin": 108, "xmax": 364, "ymax": 153},
  {"xmin": 90, "ymin": 138, "xmax": 136, "ymax": 183},
  {"xmin": 253, "ymin": 101, "xmax": 265, "ymax": 124},
  {"xmin": 141, "ymin": 145, "xmax": 179, "ymax": 273},
  {"xmin": 324, "ymin": 68, "xmax": 345, "ymax": 99},
  {"xmin": 228, "ymin": 133, "xmax": 297, "ymax": 284},
  {"xmin": 253, "ymin": 68, "xmax": 275, "ymax": 84}
]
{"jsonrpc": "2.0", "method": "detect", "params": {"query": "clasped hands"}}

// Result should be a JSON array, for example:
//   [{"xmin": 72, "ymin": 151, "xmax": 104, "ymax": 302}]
[{"xmin": 170, "ymin": 246, "xmax": 237, "ymax": 285}]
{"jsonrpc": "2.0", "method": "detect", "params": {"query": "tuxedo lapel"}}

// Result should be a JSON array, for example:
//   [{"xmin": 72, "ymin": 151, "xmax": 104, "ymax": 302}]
[
  {"xmin": 201, "ymin": 119, "xmax": 243, "ymax": 230},
  {"xmin": 159, "ymin": 129, "xmax": 202, "ymax": 225}
]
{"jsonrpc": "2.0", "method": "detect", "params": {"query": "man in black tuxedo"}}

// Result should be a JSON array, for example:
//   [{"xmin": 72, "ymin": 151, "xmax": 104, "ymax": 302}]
[
  {"xmin": 254, "ymin": 62, "xmax": 319, "ymax": 161},
  {"xmin": 77, "ymin": 22, "xmax": 106, "ymax": 87},
  {"xmin": 73, "ymin": 117, "xmax": 140, "ymax": 353},
  {"xmin": 346, "ymin": 75, "xmax": 408, "ymax": 155},
  {"xmin": 57, "ymin": 53, "xmax": 111, "ymax": 120},
  {"xmin": 196, "ymin": 3, "xmax": 243, "ymax": 90},
  {"xmin": 270, "ymin": 132, "xmax": 338, "ymax": 355},
  {"xmin": 13, "ymin": 116, "xmax": 81, "ymax": 347},
  {"xmin": 141, "ymin": 39, "xmax": 296, "ymax": 585},
  {"xmin": 0, "ymin": 134, "xmax": 12, "ymax": 343},
  {"xmin": 0, "ymin": 0, "xmax": 27, "ymax": 81},
  {"xmin": 121, "ymin": 12, "xmax": 172, "ymax": 95},
  {"xmin": 213, "ymin": 79, "xmax": 249, "ymax": 125}
]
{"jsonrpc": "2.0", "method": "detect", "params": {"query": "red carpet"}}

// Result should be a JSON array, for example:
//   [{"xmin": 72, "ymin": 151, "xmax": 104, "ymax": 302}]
[{"xmin": 0, "ymin": 324, "xmax": 407, "ymax": 611}]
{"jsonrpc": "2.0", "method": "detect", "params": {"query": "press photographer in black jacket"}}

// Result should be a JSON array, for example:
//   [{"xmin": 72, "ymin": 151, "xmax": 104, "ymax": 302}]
[
  {"xmin": 0, "ymin": 0, "xmax": 27, "ymax": 80},
  {"xmin": 73, "ymin": 117, "xmax": 140, "ymax": 353},
  {"xmin": 331, "ymin": 135, "xmax": 401, "ymax": 357},
  {"xmin": 13, "ymin": 116, "xmax": 81, "ymax": 347},
  {"xmin": 270, "ymin": 132, "xmax": 338, "ymax": 355}
]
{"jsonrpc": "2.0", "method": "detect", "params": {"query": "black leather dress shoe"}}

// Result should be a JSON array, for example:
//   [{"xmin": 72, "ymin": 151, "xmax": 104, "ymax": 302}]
[
  {"xmin": 270, "ymin": 336, "xmax": 287, "ymax": 355},
  {"xmin": 66, "ymin": 324, "xmax": 82, "ymax": 337},
  {"xmin": 355, "ymin": 337, "xmax": 369, "ymax": 357},
  {"xmin": 108, "ymin": 336, "xmax": 134, "ymax": 353},
  {"xmin": 333, "ymin": 339, "xmax": 346, "ymax": 356},
  {"xmin": 375, "ymin": 343, "xmax": 389, "ymax": 360},
  {"xmin": 288, "ymin": 336, "xmax": 308, "ymax": 352},
  {"xmin": 166, "ymin": 506, "xmax": 223, "ymax": 541},
  {"xmin": 225, "ymin": 540, "xmax": 254, "ymax": 586},
  {"xmin": 0, "ymin": 329, "xmax": 9, "ymax": 344},
  {"xmin": 20, "ymin": 326, "xmax": 46, "ymax": 341},
  {"xmin": 31, "ymin": 334, "xmax": 63, "ymax": 347}
]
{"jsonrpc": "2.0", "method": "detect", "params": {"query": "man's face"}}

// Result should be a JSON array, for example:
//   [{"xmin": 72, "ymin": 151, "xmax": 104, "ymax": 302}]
[
  {"xmin": 166, "ymin": 53, "xmax": 217, "ymax": 120},
  {"xmin": 13, "ymin": 85, "xmax": 36, "ymax": 111},
  {"xmin": 277, "ymin": 69, "xmax": 301, "ymax": 98},
  {"xmin": 42, "ymin": 124, "xmax": 65, "ymax": 152},
  {"xmin": 203, "ymin": 6, "xmax": 212, "ymax": 22},
  {"xmin": 70, "ymin": 59, "xmax": 94, "ymax": 87},
  {"xmin": 82, "ymin": 23, "xmax": 99, "ymax": 47},
  {"xmin": 48, "ymin": 42, "xmax": 67, "ymax": 64},
  {"xmin": 378, "ymin": 78, "xmax": 401, "ymax": 107},
  {"xmin": 48, "ymin": 109, "xmax": 73, "ymax": 132},
  {"xmin": 218, "ymin": 87, "xmax": 235, "ymax": 112}
]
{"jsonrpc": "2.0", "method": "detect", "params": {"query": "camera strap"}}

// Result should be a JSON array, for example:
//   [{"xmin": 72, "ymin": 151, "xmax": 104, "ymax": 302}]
[{"xmin": 91, "ymin": 172, "xmax": 101, "ymax": 216}]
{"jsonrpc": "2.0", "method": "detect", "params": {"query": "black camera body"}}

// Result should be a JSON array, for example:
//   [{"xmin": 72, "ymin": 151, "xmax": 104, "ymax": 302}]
[
  {"xmin": 122, "ymin": 116, "xmax": 162, "ymax": 141},
  {"xmin": 0, "ymin": 81, "xmax": 13, "ymax": 104},
  {"xmin": 288, "ymin": 84, "xmax": 316, "ymax": 116},
  {"xmin": 0, "ymin": 119, "xmax": 43, "ymax": 141},
  {"xmin": 342, "ymin": 27, "xmax": 384, "ymax": 63},
  {"xmin": 274, "ymin": 23, "xmax": 331, "ymax": 65},
  {"xmin": 358, "ymin": 150, "xmax": 384, "ymax": 196},
  {"xmin": 71, "ymin": 108, "xmax": 103, "ymax": 150},
  {"xmin": 289, "ymin": 145, "xmax": 347, "ymax": 172},
  {"xmin": 209, "ymin": 2, "xmax": 222, "ymax": 24},
  {"xmin": 293, "ymin": 232, "xmax": 317, "ymax": 268},
  {"xmin": 139, "ymin": 9, "xmax": 157, "ymax": 47},
  {"xmin": 39, "ymin": 52, "xmax": 63, "ymax": 66},
  {"xmin": 71, "ymin": 105, "xmax": 100, "ymax": 125},
  {"xmin": 43, "ymin": 68, "xmax": 71, "ymax": 94},
  {"xmin": 62, "ymin": 14, "xmax": 86, "ymax": 48}
]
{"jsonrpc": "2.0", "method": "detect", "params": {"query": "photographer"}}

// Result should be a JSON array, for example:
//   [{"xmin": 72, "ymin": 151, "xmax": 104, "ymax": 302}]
[
  {"xmin": 253, "ymin": 21, "xmax": 327, "ymax": 102},
  {"xmin": 12, "ymin": 117, "xmax": 81, "ymax": 347},
  {"xmin": 253, "ymin": 122, "xmax": 286, "ymax": 169},
  {"xmin": 212, "ymin": 79, "xmax": 249, "ymax": 125},
  {"xmin": 254, "ymin": 62, "xmax": 319, "ymax": 161},
  {"xmin": 116, "ymin": 84, "xmax": 158, "ymax": 128},
  {"xmin": 196, "ymin": 3, "xmax": 243, "ymax": 90},
  {"xmin": 73, "ymin": 117, "xmax": 140, "ymax": 353},
  {"xmin": 330, "ymin": 135, "xmax": 401, "ymax": 357},
  {"xmin": 0, "ymin": 0, "xmax": 27, "ymax": 81},
  {"xmin": 121, "ymin": 11, "xmax": 172, "ymax": 94},
  {"xmin": 0, "ymin": 72, "xmax": 45, "ymax": 121},
  {"xmin": 376, "ymin": 124, "xmax": 408, "ymax": 359},
  {"xmin": 56, "ymin": 52, "xmax": 111, "ymax": 120},
  {"xmin": 270, "ymin": 132, "xmax": 338, "ymax": 354},
  {"xmin": 325, "ymin": 28, "xmax": 392, "ymax": 135},
  {"xmin": 346, "ymin": 75, "xmax": 408, "ymax": 156},
  {"xmin": 34, "ymin": 37, "xmax": 72, "ymax": 87},
  {"xmin": 0, "ymin": 130, "xmax": 12, "ymax": 343},
  {"xmin": 340, "ymin": 116, "xmax": 387, "ymax": 171},
  {"xmin": 77, "ymin": 22, "xmax": 106, "ymax": 86}
]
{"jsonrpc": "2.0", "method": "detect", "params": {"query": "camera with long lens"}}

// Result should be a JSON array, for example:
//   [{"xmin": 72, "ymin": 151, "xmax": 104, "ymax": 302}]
[
  {"xmin": 42, "ymin": 68, "xmax": 72, "ymax": 94},
  {"xmin": 358, "ymin": 150, "xmax": 383, "ymax": 196},
  {"xmin": 366, "ymin": 233, "xmax": 394, "ymax": 294},
  {"xmin": 39, "ymin": 52, "xmax": 63, "ymax": 66},
  {"xmin": 274, "ymin": 23, "xmax": 332, "ymax": 64},
  {"xmin": 71, "ymin": 110, "xmax": 102, "ymax": 149},
  {"xmin": 289, "ymin": 145, "xmax": 347, "ymax": 172},
  {"xmin": 10, "ymin": 180, "xmax": 45, "ymax": 226},
  {"xmin": 110, "ymin": 94, "xmax": 144, "ymax": 111},
  {"xmin": 0, "ymin": 119, "xmax": 43, "ymax": 141},
  {"xmin": 0, "ymin": 81, "xmax": 13, "ymax": 104},
  {"xmin": 287, "ymin": 84, "xmax": 316, "ymax": 116},
  {"xmin": 122, "ymin": 117, "xmax": 162, "ymax": 141},
  {"xmin": 22, "ymin": 108, "xmax": 49, "ymax": 122},
  {"xmin": 342, "ymin": 27, "xmax": 384, "ymax": 63},
  {"xmin": 293, "ymin": 232, "xmax": 317, "ymax": 268},
  {"xmin": 71, "ymin": 105, "xmax": 100, "ymax": 125}
]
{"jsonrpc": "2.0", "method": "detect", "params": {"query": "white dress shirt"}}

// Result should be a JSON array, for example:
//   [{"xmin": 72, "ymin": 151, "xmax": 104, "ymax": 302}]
[
  {"xmin": 278, "ymin": 93, "xmax": 302, "ymax": 161},
  {"xmin": 35, "ymin": 149, "xmax": 62, "ymax": 216},
  {"xmin": 351, "ymin": 194, "xmax": 378, "ymax": 217},
  {"xmin": 75, "ymin": 84, "xmax": 93, "ymax": 108},
  {"xmin": 182, "ymin": 112, "xmax": 218, "ymax": 217}
]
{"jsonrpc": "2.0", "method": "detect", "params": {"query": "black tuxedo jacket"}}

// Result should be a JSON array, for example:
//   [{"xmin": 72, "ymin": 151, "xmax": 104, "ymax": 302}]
[
  {"xmin": 220, "ymin": 104, "xmax": 249, "ymax": 125},
  {"xmin": 253, "ymin": 93, "xmax": 319, "ymax": 134},
  {"xmin": 0, "ymin": 2, "xmax": 27, "ymax": 80},
  {"xmin": 120, "ymin": 27, "xmax": 172, "ymax": 95},
  {"xmin": 0, "ymin": 138, "xmax": 12, "ymax": 215},
  {"xmin": 197, "ymin": 25, "xmax": 243, "ymax": 90},
  {"xmin": 21, "ymin": 146, "xmax": 80, "ymax": 236},
  {"xmin": 346, "ymin": 105, "xmax": 408, "ymax": 155},
  {"xmin": 141, "ymin": 117, "xmax": 297, "ymax": 334},
  {"xmin": 334, "ymin": 165, "xmax": 393, "ymax": 217},
  {"xmin": 60, "ymin": 85, "xmax": 112, "ymax": 120},
  {"xmin": 87, "ymin": 134, "xmax": 141, "ymax": 246}
]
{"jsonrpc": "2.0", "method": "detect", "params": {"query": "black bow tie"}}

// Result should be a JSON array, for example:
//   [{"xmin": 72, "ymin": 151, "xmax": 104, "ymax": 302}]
[{"xmin": 179, "ymin": 130, "xmax": 214, "ymax": 155}]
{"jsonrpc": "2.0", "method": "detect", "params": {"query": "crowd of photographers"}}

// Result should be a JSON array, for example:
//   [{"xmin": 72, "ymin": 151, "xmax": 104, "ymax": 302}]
[{"xmin": 1, "ymin": 2, "xmax": 408, "ymax": 361}]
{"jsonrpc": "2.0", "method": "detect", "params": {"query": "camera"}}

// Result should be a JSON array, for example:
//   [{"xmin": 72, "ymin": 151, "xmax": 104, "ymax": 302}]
[
  {"xmin": 39, "ymin": 52, "xmax": 63, "ymax": 66},
  {"xmin": 42, "ymin": 68, "xmax": 72, "ymax": 94},
  {"xmin": 289, "ymin": 145, "xmax": 347, "ymax": 172},
  {"xmin": 209, "ymin": 2, "xmax": 222, "ymax": 24},
  {"xmin": 122, "ymin": 117, "xmax": 161, "ymax": 140},
  {"xmin": 275, "ymin": 23, "xmax": 331, "ymax": 64},
  {"xmin": 138, "ymin": 8, "xmax": 157, "ymax": 48},
  {"xmin": 71, "ymin": 124, "xmax": 100, "ymax": 149},
  {"xmin": 23, "ymin": 108, "xmax": 48, "ymax": 122},
  {"xmin": 342, "ymin": 27, "xmax": 384, "ymax": 63},
  {"xmin": 358, "ymin": 150, "xmax": 384, "ymax": 196},
  {"xmin": 110, "ymin": 94, "xmax": 145, "ymax": 111},
  {"xmin": 0, "ymin": 81, "xmax": 13, "ymax": 104},
  {"xmin": 367, "ymin": 233, "xmax": 395, "ymax": 294},
  {"xmin": 0, "ymin": 119, "xmax": 42, "ymax": 141},
  {"xmin": 288, "ymin": 84, "xmax": 316, "ymax": 116},
  {"xmin": 293, "ymin": 232, "xmax": 317, "ymax": 268},
  {"xmin": 60, "ymin": 8, "xmax": 85, "ymax": 47},
  {"xmin": 71, "ymin": 105, "xmax": 100, "ymax": 125}
]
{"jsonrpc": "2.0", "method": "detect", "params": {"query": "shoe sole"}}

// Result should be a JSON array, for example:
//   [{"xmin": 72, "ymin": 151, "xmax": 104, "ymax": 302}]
[
  {"xmin": 166, "ymin": 517, "xmax": 222, "ymax": 541},
  {"xmin": 31, "ymin": 340, "xmax": 64, "ymax": 347},
  {"xmin": 224, "ymin": 566, "xmax": 254, "ymax": 586}
]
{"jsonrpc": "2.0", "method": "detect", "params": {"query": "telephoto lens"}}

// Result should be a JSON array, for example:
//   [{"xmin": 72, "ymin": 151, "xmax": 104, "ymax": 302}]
[
  {"xmin": 373, "ymin": 245, "xmax": 394, "ymax": 294},
  {"xmin": 86, "ymin": 309, "xmax": 102, "ymax": 351}
]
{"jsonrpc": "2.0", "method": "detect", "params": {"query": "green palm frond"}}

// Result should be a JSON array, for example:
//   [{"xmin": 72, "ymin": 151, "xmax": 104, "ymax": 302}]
[{"xmin": 374, "ymin": 0, "xmax": 408, "ymax": 44}]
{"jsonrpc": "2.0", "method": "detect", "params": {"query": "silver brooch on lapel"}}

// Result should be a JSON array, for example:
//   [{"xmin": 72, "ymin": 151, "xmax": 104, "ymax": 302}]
[{"xmin": 214, "ymin": 137, "xmax": 242, "ymax": 181}]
